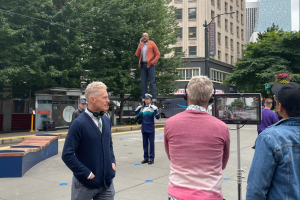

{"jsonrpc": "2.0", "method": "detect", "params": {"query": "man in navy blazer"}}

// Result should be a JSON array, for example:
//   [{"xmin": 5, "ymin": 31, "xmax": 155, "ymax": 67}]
[{"xmin": 62, "ymin": 81, "xmax": 116, "ymax": 200}]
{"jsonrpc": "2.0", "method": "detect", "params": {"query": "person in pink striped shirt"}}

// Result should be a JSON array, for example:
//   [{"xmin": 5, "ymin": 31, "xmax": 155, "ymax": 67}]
[{"xmin": 164, "ymin": 76, "xmax": 230, "ymax": 200}]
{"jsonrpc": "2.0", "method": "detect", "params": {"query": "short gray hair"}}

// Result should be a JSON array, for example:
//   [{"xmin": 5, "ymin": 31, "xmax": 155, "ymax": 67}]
[
  {"xmin": 187, "ymin": 76, "xmax": 213, "ymax": 106},
  {"xmin": 85, "ymin": 81, "xmax": 107, "ymax": 104}
]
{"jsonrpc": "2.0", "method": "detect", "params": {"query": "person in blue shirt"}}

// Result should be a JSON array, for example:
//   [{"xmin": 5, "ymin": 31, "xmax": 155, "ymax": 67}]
[
  {"xmin": 246, "ymin": 82, "xmax": 300, "ymax": 200},
  {"xmin": 135, "ymin": 93, "xmax": 160, "ymax": 165}
]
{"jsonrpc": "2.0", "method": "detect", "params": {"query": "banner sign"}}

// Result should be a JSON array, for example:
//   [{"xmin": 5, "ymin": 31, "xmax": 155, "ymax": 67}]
[{"xmin": 209, "ymin": 23, "xmax": 216, "ymax": 56}]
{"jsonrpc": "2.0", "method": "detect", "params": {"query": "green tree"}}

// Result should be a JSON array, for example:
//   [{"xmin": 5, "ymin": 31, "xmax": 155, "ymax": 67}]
[
  {"xmin": 231, "ymin": 99, "xmax": 244, "ymax": 109},
  {"xmin": 81, "ymin": 0, "xmax": 182, "ymax": 122},
  {"xmin": 223, "ymin": 28, "xmax": 300, "ymax": 97},
  {"xmin": 0, "ymin": 0, "xmax": 88, "ymax": 99}
]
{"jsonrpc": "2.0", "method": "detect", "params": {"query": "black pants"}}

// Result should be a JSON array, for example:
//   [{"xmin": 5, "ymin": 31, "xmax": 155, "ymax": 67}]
[{"xmin": 43, "ymin": 121, "xmax": 56, "ymax": 131}]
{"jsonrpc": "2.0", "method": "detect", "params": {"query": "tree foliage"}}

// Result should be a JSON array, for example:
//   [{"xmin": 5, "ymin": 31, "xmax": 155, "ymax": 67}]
[
  {"xmin": 0, "ymin": 0, "xmax": 88, "ymax": 99},
  {"xmin": 223, "ymin": 27, "xmax": 300, "ymax": 97},
  {"xmin": 0, "ymin": 0, "xmax": 183, "ymax": 122},
  {"xmin": 230, "ymin": 99, "xmax": 244, "ymax": 109}
]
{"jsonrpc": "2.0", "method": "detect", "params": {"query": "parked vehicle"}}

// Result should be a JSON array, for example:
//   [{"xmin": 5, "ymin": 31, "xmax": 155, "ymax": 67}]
[{"xmin": 161, "ymin": 98, "xmax": 187, "ymax": 118}]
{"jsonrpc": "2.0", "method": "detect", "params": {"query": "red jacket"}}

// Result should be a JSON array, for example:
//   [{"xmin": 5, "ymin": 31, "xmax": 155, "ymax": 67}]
[{"xmin": 135, "ymin": 40, "xmax": 160, "ymax": 68}]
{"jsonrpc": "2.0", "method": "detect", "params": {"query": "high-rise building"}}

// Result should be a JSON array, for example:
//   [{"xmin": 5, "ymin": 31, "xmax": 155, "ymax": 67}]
[
  {"xmin": 170, "ymin": 0, "xmax": 246, "ymax": 64},
  {"xmin": 169, "ymin": 0, "xmax": 246, "ymax": 93},
  {"xmin": 246, "ymin": 1, "xmax": 259, "ymax": 43},
  {"xmin": 256, "ymin": 0, "xmax": 292, "ymax": 32}
]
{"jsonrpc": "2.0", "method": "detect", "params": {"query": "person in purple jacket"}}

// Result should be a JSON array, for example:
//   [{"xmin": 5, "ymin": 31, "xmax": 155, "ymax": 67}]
[{"xmin": 257, "ymin": 98, "xmax": 279, "ymax": 135}]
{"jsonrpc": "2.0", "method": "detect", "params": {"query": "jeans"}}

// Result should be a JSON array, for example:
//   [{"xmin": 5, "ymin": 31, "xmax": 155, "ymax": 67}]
[
  {"xmin": 141, "ymin": 63, "xmax": 156, "ymax": 101},
  {"xmin": 71, "ymin": 176, "xmax": 115, "ymax": 200},
  {"xmin": 246, "ymin": 117, "xmax": 300, "ymax": 200}
]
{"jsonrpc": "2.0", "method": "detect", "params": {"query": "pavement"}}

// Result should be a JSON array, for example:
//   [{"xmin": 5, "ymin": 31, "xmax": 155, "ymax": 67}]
[{"xmin": 0, "ymin": 121, "xmax": 259, "ymax": 200}]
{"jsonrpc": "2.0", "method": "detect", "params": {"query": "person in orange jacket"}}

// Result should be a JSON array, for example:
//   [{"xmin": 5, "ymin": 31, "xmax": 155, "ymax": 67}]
[{"xmin": 135, "ymin": 33, "xmax": 160, "ymax": 105}]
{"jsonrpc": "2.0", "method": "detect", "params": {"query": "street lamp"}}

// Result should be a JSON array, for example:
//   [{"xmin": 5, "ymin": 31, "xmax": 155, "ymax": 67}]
[{"xmin": 203, "ymin": 11, "xmax": 235, "ymax": 78}]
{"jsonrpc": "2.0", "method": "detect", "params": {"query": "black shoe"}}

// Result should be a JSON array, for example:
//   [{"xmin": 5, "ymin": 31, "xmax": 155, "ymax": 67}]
[
  {"xmin": 141, "ymin": 159, "xmax": 148, "ymax": 164},
  {"xmin": 148, "ymin": 160, "xmax": 154, "ymax": 165}
]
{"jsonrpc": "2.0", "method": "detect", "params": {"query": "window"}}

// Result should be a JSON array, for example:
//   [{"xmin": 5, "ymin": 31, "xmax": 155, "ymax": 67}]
[
  {"xmin": 189, "ymin": 46, "xmax": 197, "ymax": 57},
  {"xmin": 231, "ymin": 39, "xmax": 234, "ymax": 50},
  {"xmin": 236, "ymin": 11, "xmax": 239, "ymax": 22},
  {"xmin": 230, "ymin": 6, "xmax": 233, "ymax": 18},
  {"xmin": 225, "ymin": 2, "xmax": 228, "ymax": 12},
  {"xmin": 231, "ymin": 56, "xmax": 234, "ymax": 65},
  {"xmin": 176, "ymin": 9, "xmax": 182, "ymax": 20},
  {"xmin": 218, "ymin": 51, "xmax": 221, "ymax": 60},
  {"xmin": 175, "ymin": 47, "xmax": 183, "ymax": 53},
  {"xmin": 189, "ymin": 27, "xmax": 196, "ymax": 38},
  {"xmin": 225, "ymin": 36, "xmax": 228, "ymax": 48},
  {"xmin": 237, "ymin": 42, "xmax": 240, "ymax": 53},
  {"xmin": 241, "ymin": 29, "xmax": 244, "ymax": 40},
  {"xmin": 241, "ymin": 0, "xmax": 244, "ymax": 8},
  {"xmin": 237, "ymin": 26, "xmax": 239, "ymax": 38},
  {"xmin": 189, "ymin": 8, "xmax": 196, "ymax": 19},
  {"xmin": 241, "ymin": 14, "xmax": 244, "ymax": 25},
  {"xmin": 178, "ymin": 68, "xmax": 200, "ymax": 80},
  {"xmin": 163, "ymin": 102, "xmax": 171, "ymax": 109},
  {"xmin": 217, "ymin": 0, "xmax": 221, "ymax": 9},
  {"xmin": 177, "ymin": 28, "xmax": 182, "ymax": 39},
  {"xmin": 230, "ymin": 22, "xmax": 233, "ymax": 34},
  {"xmin": 211, "ymin": 10, "xmax": 215, "ymax": 18},
  {"xmin": 225, "ymin": 19, "xmax": 228, "ymax": 31},
  {"xmin": 210, "ymin": 69, "xmax": 229, "ymax": 82},
  {"xmin": 236, "ymin": 0, "xmax": 239, "ymax": 6},
  {"xmin": 211, "ymin": 0, "xmax": 214, "ymax": 5},
  {"xmin": 225, "ymin": 53, "xmax": 228, "ymax": 63},
  {"xmin": 218, "ymin": 32, "xmax": 221, "ymax": 44},
  {"xmin": 217, "ymin": 16, "xmax": 221, "ymax": 27}
]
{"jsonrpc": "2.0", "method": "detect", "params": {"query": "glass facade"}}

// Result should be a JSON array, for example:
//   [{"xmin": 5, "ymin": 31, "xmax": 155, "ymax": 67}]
[{"xmin": 256, "ymin": 0, "xmax": 291, "ymax": 32}]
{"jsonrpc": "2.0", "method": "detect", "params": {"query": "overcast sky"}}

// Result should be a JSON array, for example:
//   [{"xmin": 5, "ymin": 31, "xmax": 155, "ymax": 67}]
[{"xmin": 246, "ymin": 0, "xmax": 299, "ymax": 31}]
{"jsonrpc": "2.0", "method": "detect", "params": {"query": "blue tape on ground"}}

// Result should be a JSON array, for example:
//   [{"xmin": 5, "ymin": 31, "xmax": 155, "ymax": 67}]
[
  {"xmin": 128, "ymin": 152, "xmax": 133, "ymax": 154},
  {"xmin": 123, "ymin": 145, "xmax": 127, "ymax": 146},
  {"xmin": 234, "ymin": 138, "xmax": 237, "ymax": 139},
  {"xmin": 159, "ymin": 138, "xmax": 162, "ymax": 139},
  {"xmin": 135, "ymin": 164, "xmax": 141, "ymax": 165},
  {"xmin": 223, "ymin": 178, "xmax": 231, "ymax": 181},
  {"xmin": 120, "ymin": 138, "xmax": 123, "ymax": 140},
  {"xmin": 231, "ymin": 151, "xmax": 235, "ymax": 153},
  {"xmin": 60, "ymin": 183, "xmax": 68, "ymax": 186},
  {"xmin": 145, "ymin": 180, "xmax": 153, "ymax": 182}
]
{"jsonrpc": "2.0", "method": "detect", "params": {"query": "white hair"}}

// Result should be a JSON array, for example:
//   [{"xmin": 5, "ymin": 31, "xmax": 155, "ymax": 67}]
[
  {"xmin": 85, "ymin": 81, "xmax": 107, "ymax": 104},
  {"xmin": 187, "ymin": 76, "xmax": 213, "ymax": 107}
]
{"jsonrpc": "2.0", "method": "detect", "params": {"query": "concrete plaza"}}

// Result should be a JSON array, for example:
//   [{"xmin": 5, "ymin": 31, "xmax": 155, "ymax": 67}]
[{"xmin": 0, "ymin": 124, "xmax": 258, "ymax": 200}]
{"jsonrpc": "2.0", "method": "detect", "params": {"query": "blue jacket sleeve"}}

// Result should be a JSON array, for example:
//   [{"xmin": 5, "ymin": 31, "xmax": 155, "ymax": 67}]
[
  {"xmin": 135, "ymin": 106, "xmax": 142, "ymax": 121},
  {"xmin": 154, "ymin": 109, "xmax": 160, "ymax": 120},
  {"xmin": 246, "ymin": 133, "xmax": 277, "ymax": 199},
  {"xmin": 61, "ymin": 121, "xmax": 91, "ymax": 179},
  {"xmin": 109, "ymin": 122, "xmax": 116, "ymax": 164}
]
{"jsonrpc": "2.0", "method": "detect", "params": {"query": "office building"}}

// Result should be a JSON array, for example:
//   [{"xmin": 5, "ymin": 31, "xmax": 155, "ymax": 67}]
[
  {"xmin": 170, "ymin": 0, "xmax": 246, "ymax": 93},
  {"xmin": 256, "ymin": 0, "xmax": 292, "ymax": 32},
  {"xmin": 246, "ymin": 1, "xmax": 259, "ymax": 43}
]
